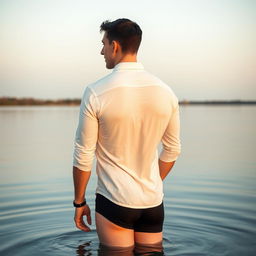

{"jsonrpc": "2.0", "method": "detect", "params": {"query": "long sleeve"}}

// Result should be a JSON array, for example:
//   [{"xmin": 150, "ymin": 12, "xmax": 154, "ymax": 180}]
[
  {"xmin": 159, "ymin": 104, "xmax": 181, "ymax": 162},
  {"xmin": 73, "ymin": 86, "xmax": 99, "ymax": 172}
]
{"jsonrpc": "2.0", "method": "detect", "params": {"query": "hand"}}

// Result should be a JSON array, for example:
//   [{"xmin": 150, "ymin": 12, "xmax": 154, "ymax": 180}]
[{"xmin": 74, "ymin": 204, "xmax": 92, "ymax": 232}]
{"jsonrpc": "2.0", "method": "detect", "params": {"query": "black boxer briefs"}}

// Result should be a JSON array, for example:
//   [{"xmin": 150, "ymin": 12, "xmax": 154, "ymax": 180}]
[{"xmin": 95, "ymin": 193, "xmax": 164, "ymax": 233}]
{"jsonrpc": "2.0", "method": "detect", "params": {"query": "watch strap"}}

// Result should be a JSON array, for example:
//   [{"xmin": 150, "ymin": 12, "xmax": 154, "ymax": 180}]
[{"xmin": 73, "ymin": 199, "xmax": 86, "ymax": 208}]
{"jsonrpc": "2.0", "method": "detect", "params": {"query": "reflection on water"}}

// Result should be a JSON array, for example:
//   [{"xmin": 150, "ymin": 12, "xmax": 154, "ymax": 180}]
[
  {"xmin": 98, "ymin": 242, "xmax": 163, "ymax": 256},
  {"xmin": 0, "ymin": 106, "xmax": 256, "ymax": 255}
]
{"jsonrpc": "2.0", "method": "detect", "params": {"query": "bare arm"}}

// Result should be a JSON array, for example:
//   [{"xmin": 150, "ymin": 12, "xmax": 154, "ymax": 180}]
[
  {"xmin": 73, "ymin": 166, "xmax": 91, "ymax": 203},
  {"xmin": 159, "ymin": 159, "xmax": 175, "ymax": 180},
  {"xmin": 73, "ymin": 166, "xmax": 92, "ymax": 232}
]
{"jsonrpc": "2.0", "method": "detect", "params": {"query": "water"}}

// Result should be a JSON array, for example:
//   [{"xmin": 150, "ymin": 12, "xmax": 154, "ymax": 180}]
[{"xmin": 0, "ymin": 106, "xmax": 255, "ymax": 255}]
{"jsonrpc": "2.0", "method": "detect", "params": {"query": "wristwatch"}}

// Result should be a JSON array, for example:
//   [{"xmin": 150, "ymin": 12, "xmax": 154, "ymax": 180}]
[{"xmin": 73, "ymin": 199, "xmax": 86, "ymax": 208}]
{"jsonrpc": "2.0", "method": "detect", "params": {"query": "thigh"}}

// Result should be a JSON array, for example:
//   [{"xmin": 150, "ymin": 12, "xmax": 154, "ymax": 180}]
[
  {"xmin": 95, "ymin": 212, "xmax": 134, "ymax": 247},
  {"xmin": 134, "ymin": 231, "xmax": 163, "ymax": 245}
]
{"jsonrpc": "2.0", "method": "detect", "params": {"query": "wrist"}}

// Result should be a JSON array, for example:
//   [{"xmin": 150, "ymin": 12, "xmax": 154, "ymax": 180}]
[{"xmin": 73, "ymin": 199, "xmax": 86, "ymax": 208}]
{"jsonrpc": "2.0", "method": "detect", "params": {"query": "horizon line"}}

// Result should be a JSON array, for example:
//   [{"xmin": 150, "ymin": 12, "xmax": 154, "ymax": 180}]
[{"xmin": 0, "ymin": 97, "xmax": 256, "ymax": 106}]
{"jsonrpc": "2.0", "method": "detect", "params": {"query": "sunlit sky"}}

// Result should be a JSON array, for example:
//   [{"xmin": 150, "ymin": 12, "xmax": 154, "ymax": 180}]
[{"xmin": 0, "ymin": 0, "xmax": 255, "ymax": 100}]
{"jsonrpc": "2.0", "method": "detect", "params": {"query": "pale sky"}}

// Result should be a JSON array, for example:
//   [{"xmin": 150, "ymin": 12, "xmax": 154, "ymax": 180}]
[{"xmin": 0, "ymin": 0, "xmax": 255, "ymax": 100}]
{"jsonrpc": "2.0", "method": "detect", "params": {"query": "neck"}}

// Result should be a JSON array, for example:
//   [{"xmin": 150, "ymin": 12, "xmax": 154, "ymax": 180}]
[{"xmin": 114, "ymin": 53, "xmax": 137, "ymax": 66}]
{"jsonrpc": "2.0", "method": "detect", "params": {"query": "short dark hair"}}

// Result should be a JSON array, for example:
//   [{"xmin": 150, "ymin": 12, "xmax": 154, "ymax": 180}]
[{"xmin": 100, "ymin": 18, "xmax": 142, "ymax": 54}]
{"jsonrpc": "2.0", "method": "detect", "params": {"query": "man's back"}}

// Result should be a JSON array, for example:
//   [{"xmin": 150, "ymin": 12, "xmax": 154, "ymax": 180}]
[
  {"xmin": 74, "ymin": 62, "xmax": 181, "ymax": 208},
  {"xmin": 73, "ymin": 18, "xmax": 181, "ymax": 248}
]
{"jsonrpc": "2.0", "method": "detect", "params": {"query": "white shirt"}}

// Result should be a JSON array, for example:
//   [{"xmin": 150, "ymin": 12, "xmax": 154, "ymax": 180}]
[{"xmin": 73, "ymin": 62, "xmax": 181, "ymax": 208}]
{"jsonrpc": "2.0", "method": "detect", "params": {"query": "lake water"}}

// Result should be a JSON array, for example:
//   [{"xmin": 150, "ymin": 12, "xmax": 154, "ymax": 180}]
[{"xmin": 0, "ymin": 106, "xmax": 255, "ymax": 255}]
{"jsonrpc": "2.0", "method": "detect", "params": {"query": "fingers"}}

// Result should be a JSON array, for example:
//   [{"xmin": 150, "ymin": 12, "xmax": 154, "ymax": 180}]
[
  {"xmin": 74, "ymin": 217, "xmax": 91, "ymax": 232},
  {"xmin": 74, "ymin": 205, "xmax": 92, "ymax": 232},
  {"xmin": 84, "ymin": 206, "xmax": 92, "ymax": 225},
  {"xmin": 86, "ymin": 212, "xmax": 92, "ymax": 225}
]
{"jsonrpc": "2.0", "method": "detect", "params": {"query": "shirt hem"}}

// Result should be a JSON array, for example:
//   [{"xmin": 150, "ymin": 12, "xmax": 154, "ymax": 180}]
[{"xmin": 95, "ymin": 191, "xmax": 164, "ymax": 209}]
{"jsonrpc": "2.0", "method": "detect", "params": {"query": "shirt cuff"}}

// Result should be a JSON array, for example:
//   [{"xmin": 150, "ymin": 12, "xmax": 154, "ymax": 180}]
[{"xmin": 159, "ymin": 148, "xmax": 181, "ymax": 162}]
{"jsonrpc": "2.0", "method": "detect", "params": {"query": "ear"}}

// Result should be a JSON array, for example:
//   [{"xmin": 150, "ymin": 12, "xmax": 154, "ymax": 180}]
[{"xmin": 112, "ymin": 40, "xmax": 120, "ymax": 55}]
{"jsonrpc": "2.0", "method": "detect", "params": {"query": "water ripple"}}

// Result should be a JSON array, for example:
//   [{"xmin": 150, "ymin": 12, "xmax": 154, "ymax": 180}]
[
  {"xmin": 162, "ymin": 176, "xmax": 256, "ymax": 255},
  {"xmin": 0, "ymin": 176, "xmax": 255, "ymax": 255},
  {"xmin": 1, "ymin": 106, "xmax": 256, "ymax": 255}
]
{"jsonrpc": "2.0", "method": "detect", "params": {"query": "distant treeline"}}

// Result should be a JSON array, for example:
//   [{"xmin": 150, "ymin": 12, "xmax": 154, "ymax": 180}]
[
  {"xmin": 0, "ymin": 97, "xmax": 81, "ymax": 106},
  {"xmin": 179, "ymin": 100, "xmax": 256, "ymax": 105},
  {"xmin": 0, "ymin": 97, "xmax": 256, "ymax": 106}
]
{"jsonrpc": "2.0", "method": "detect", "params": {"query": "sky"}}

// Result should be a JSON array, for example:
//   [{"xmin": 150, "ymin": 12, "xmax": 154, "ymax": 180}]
[{"xmin": 0, "ymin": 0, "xmax": 255, "ymax": 100}]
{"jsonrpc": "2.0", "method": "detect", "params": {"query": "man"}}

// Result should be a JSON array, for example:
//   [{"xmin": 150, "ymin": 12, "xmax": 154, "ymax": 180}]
[{"xmin": 73, "ymin": 18, "xmax": 181, "ymax": 250}]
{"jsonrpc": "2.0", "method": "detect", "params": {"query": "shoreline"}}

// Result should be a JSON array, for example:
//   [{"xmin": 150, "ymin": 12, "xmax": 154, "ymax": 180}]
[{"xmin": 0, "ymin": 97, "xmax": 256, "ymax": 106}]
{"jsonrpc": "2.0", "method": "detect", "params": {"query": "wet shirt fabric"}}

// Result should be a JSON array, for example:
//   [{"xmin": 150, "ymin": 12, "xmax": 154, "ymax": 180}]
[{"xmin": 73, "ymin": 62, "xmax": 181, "ymax": 208}]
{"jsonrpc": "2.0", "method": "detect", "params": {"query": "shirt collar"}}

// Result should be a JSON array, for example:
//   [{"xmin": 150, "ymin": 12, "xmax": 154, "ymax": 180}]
[{"xmin": 113, "ymin": 62, "xmax": 144, "ymax": 71}]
